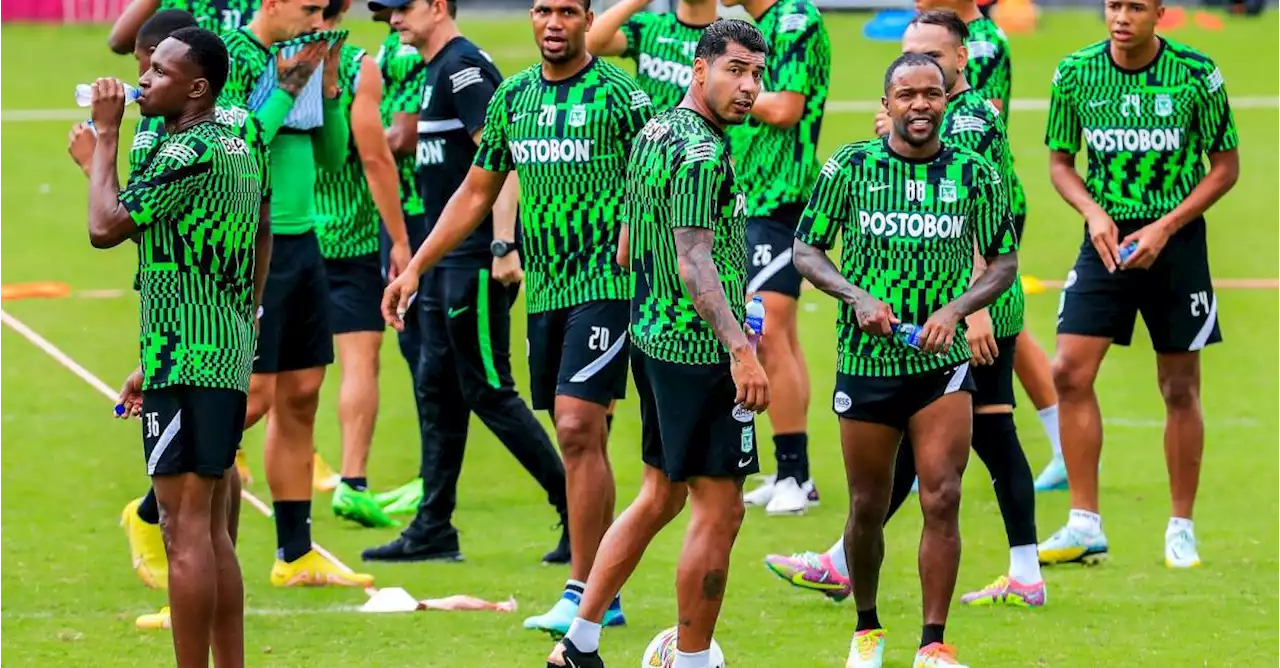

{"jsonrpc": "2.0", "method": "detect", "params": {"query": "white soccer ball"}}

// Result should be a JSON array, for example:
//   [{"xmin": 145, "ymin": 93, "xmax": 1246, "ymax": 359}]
[{"xmin": 640, "ymin": 626, "xmax": 726, "ymax": 668}]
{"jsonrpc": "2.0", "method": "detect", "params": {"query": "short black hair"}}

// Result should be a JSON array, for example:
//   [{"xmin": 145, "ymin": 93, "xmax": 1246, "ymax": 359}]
[
  {"xmin": 694, "ymin": 18, "xmax": 768, "ymax": 62},
  {"xmin": 137, "ymin": 9, "xmax": 198, "ymax": 52},
  {"xmin": 883, "ymin": 52, "xmax": 946, "ymax": 94},
  {"xmin": 322, "ymin": 0, "xmax": 348, "ymax": 20},
  {"xmin": 445, "ymin": 0, "xmax": 456, "ymax": 18},
  {"xmin": 169, "ymin": 27, "xmax": 230, "ymax": 99},
  {"xmin": 908, "ymin": 9, "xmax": 970, "ymax": 43}
]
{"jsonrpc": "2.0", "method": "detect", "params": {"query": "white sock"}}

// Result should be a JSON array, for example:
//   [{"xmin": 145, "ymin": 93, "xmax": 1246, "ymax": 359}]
[
  {"xmin": 1067, "ymin": 509, "xmax": 1102, "ymax": 535},
  {"xmin": 564, "ymin": 617, "xmax": 601, "ymax": 653},
  {"xmin": 1009, "ymin": 544, "xmax": 1041, "ymax": 584},
  {"xmin": 673, "ymin": 650, "xmax": 711, "ymax": 668},
  {"xmin": 1167, "ymin": 517, "xmax": 1194, "ymax": 537},
  {"xmin": 827, "ymin": 537, "xmax": 849, "ymax": 578},
  {"xmin": 1038, "ymin": 405, "xmax": 1062, "ymax": 457}
]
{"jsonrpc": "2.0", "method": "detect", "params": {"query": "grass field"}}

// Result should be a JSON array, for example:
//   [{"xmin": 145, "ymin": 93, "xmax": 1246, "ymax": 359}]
[{"xmin": 2, "ymin": 9, "xmax": 1278, "ymax": 667}]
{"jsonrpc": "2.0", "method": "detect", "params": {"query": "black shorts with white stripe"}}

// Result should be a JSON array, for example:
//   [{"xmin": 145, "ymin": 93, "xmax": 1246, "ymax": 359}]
[
  {"xmin": 831, "ymin": 363, "xmax": 976, "ymax": 430},
  {"xmin": 746, "ymin": 207, "xmax": 806, "ymax": 299},
  {"xmin": 526, "ymin": 300, "xmax": 630, "ymax": 411},
  {"xmin": 140, "ymin": 385, "xmax": 247, "ymax": 478}
]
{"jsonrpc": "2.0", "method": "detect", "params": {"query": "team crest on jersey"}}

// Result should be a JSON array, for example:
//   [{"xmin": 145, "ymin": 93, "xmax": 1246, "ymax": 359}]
[
  {"xmin": 568, "ymin": 104, "xmax": 587, "ymax": 128},
  {"xmin": 1154, "ymin": 94, "xmax": 1173, "ymax": 117},
  {"xmin": 938, "ymin": 179, "xmax": 958, "ymax": 203}
]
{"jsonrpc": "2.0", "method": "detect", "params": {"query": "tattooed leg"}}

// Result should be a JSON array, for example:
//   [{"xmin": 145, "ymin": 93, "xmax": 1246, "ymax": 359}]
[{"xmin": 674, "ymin": 477, "xmax": 746, "ymax": 653}]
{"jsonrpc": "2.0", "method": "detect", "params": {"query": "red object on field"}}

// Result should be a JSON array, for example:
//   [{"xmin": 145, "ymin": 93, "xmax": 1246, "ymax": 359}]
[
  {"xmin": 1193, "ymin": 10, "xmax": 1224, "ymax": 30},
  {"xmin": 1157, "ymin": 5, "xmax": 1187, "ymax": 30},
  {"xmin": 1, "ymin": 0, "xmax": 127, "ymax": 23}
]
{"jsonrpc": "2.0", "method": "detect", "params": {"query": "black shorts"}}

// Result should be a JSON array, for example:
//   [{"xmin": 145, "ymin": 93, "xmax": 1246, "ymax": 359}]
[
  {"xmin": 141, "ymin": 385, "xmax": 247, "ymax": 478},
  {"xmin": 1056, "ymin": 218, "xmax": 1221, "ymax": 353},
  {"xmin": 255, "ymin": 231, "xmax": 334, "ymax": 373},
  {"xmin": 325, "ymin": 253, "xmax": 384, "ymax": 335},
  {"xmin": 833, "ymin": 363, "xmax": 976, "ymax": 430},
  {"xmin": 632, "ymin": 348, "xmax": 760, "ymax": 482},
  {"xmin": 746, "ymin": 206, "xmax": 804, "ymax": 298},
  {"xmin": 972, "ymin": 336, "xmax": 1018, "ymax": 408},
  {"xmin": 526, "ymin": 300, "xmax": 629, "ymax": 411}
]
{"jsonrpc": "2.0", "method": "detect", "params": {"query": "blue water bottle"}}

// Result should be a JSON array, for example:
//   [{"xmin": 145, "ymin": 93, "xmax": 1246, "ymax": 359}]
[
  {"xmin": 892, "ymin": 323, "xmax": 923, "ymax": 349},
  {"xmin": 745, "ymin": 295, "xmax": 766, "ymax": 352},
  {"xmin": 1118, "ymin": 241, "xmax": 1139, "ymax": 264}
]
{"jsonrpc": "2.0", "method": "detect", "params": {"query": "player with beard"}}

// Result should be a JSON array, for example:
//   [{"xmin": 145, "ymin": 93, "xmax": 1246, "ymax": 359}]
[
  {"xmin": 548, "ymin": 19, "xmax": 769, "ymax": 668},
  {"xmin": 793, "ymin": 53, "xmax": 1016, "ymax": 668}
]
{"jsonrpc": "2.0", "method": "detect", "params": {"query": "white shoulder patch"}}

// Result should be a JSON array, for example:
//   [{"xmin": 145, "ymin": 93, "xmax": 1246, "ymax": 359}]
[
  {"xmin": 450, "ymin": 67, "xmax": 484, "ymax": 93},
  {"xmin": 967, "ymin": 39, "xmax": 997, "ymax": 59},
  {"xmin": 629, "ymin": 89, "xmax": 653, "ymax": 110},
  {"xmin": 779, "ymin": 12, "xmax": 808, "ymax": 32},
  {"xmin": 683, "ymin": 141, "xmax": 717, "ymax": 165},
  {"xmin": 1205, "ymin": 67, "xmax": 1225, "ymax": 94},
  {"xmin": 820, "ymin": 155, "xmax": 841, "ymax": 178},
  {"xmin": 131, "ymin": 130, "xmax": 159, "ymax": 152},
  {"xmin": 157, "ymin": 141, "xmax": 199, "ymax": 165},
  {"xmin": 949, "ymin": 115, "xmax": 988, "ymax": 134},
  {"xmin": 214, "ymin": 106, "xmax": 249, "ymax": 128}
]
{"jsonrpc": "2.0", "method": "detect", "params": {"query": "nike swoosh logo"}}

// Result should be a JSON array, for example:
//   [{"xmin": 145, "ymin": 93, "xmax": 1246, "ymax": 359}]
[
  {"xmin": 565, "ymin": 658, "xmax": 579, "ymax": 668},
  {"xmin": 738, "ymin": 457, "xmax": 754, "ymax": 468},
  {"xmin": 512, "ymin": 112, "xmax": 530, "ymax": 122},
  {"xmin": 868, "ymin": 184, "xmax": 891, "ymax": 193},
  {"xmin": 447, "ymin": 306, "xmax": 470, "ymax": 318}
]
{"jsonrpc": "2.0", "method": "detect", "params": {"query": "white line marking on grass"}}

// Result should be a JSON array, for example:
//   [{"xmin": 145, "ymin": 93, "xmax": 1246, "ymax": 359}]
[
  {"xmin": 0, "ymin": 308, "xmax": 384, "ymax": 605},
  {"xmin": 1, "ymin": 604, "xmax": 363, "ymax": 621},
  {"xmin": 4, "ymin": 96, "xmax": 1276, "ymax": 121}
]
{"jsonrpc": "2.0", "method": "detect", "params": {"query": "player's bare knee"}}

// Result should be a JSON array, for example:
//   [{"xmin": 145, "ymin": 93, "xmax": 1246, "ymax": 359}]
[
  {"xmin": 1158, "ymin": 373, "xmax": 1200, "ymax": 412},
  {"xmin": 277, "ymin": 385, "xmax": 321, "ymax": 423},
  {"xmin": 918, "ymin": 474, "xmax": 962, "ymax": 528},
  {"xmin": 1052, "ymin": 355, "xmax": 1095, "ymax": 399},
  {"xmin": 849, "ymin": 488, "xmax": 889, "ymax": 527},
  {"xmin": 555, "ymin": 410, "xmax": 602, "ymax": 461}
]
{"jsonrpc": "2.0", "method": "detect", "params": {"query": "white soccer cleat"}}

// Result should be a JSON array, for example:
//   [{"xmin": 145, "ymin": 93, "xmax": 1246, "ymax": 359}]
[
  {"xmin": 766, "ymin": 476, "xmax": 809, "ymax": 515},
  {"xmin": 1165, "ymin": 529, "xmax": 1202, "ymax": 568},
  {"xmin": 743, "ymin": 475, "xmax": 776, "ymax": 507}
]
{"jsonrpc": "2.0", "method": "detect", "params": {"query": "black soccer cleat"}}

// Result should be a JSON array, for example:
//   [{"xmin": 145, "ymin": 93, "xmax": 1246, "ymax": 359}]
[
  {"xmin": 547, "ymin": 638, "xmax": 605, "ymax": 668},
  {"xmin": 542, "ymin": 516, "xmax": 571, "ymax": 565},
  {"xmin": 361, "ymin": 534, "xmax": 464, "ymax": 563}
]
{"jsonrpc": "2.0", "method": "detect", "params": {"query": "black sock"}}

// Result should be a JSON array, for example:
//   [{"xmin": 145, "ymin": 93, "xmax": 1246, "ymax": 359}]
[
  {"xmin": 921, "ymin": 623, "xmax": 945, "ymax": 647},
  {"xmin": 137, "ymin": 488, "xmax": 160, "ymax": 525},
  {"xmin": 773, "ymin": 432, "xmax": 808, "ymax": 482},
  {"xmin": 341, "ymin": 477, "xmax": 368, "ymax": 492},
  {"xmin": 856, "ymin": 607, "xmax": 882, "ymax": 632},
  {"xmin": 606, "ymin": 414, "xmax": 614, "ymax": 434},
  {"xmin": 972, "ymin": 412, "xmax": 1038, "ymax": 547},
  {"xmin": 273, "ymin": 501, "xmax": 312, "ymax": 562}
]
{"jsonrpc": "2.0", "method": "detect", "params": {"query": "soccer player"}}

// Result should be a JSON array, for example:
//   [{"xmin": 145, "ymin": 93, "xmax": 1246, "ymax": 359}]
[
  {"xmin": 720, "ymin": 0, "xmax": 830, "ymax": 516},
  {"xmin": 914, "ymin": 0, "xmax": 1066, "ymax": 491},
  {"xmin": 763, "ymin": 10, "xmax": 1046, "ymax": 611},
  {"xmin": 585, "ymin": 0, "xmax": 716, "ymax": 112},
  {"xmin": 1038, "ymin": 0, "xmax": 1238, "ymax": 568},
  {"xmin": 313, "ymin": 0, "xmax": 412, "ymax": 529},
  {"xmin": 85, "ymin": 27, "xmax": 267, "ymax": 666},
  {"xmin": 359, "ymin": 0, "xmax": 570, "ymax": 565},
  {"xmin": 219, "ymin": 0, "xmax": 375, "ymax": 587},
  {"xmin": 108, "ymin": 0, "xmax": 255, "ymax": 54},
  {"xmin": 381, "ymin": 0, "xmax": 654, "ymax": 635},
  {"xmin": 548, "ymin": 19, "xmax": 769, "ymax": 668},
  {"xmin": 794, "ymin": 53, "xmax": 1016, "ymax": 668}
]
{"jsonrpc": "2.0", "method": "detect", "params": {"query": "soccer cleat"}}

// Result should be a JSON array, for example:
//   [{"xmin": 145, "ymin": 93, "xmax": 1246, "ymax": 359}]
[
  {"xmin": 332, "ymin": 482, "xmax": 400, "ymax": 529},
  {"xmin": 805, "ymin": 479, "xmax": 821, "ymax": 505},
  {"xmin": 910, "ymin": 477, "xmax": 920, "ymax": 494},
  {"xmin": 547, "ymin": 638, "xmax": 606, "ymax": 668},
  {"xmin": 235, "ymin": 449, "xmax": 254, "ymax": 486},
  {"xmin": 913, "ymin": 643, "xmax": 968, "ymax": 668},
  {"xmin": 845, "ymin": 629, "xmax": 887, "ymax": 668},
  {"xmin": 960, "ymin": 574, "xmax": 1047, "ymax": 607},
  {"xmin": 375, "ymin": 478, "xmax": 424, "ymax": 515},
  {"xmin": 121, "ymin": 498, "xmax": 167, "ymax": 590},
  {"xmin": 135, "ymin": 606, "xmax": 171, "ymax": 630},
  {"xmin": 270, "ymin": 549, "xmax": 375, "ymax": 588},
  {"xmin": 1165, "ymin": 529, "xmax": 1202, "ymax": 568},
  {"xmin": 312, "ymin": 454, "xmax": 340, "ymax": 492},
  {"xmin": 766, "ymin": 476, "xmax": 809, "ymax": 515},
  {"xmin": 524, "ymin": 594, "xmax": 625, "ymax": 637},
  {"xmin": 1038, "ymin": 525, "xmax": 1109, "ymax": 566},
  {"xmin": 764, "ymin": 551, "xmax": 852, "ymax": 602},
  {"xmin": 1034, "ymin": 455, "xmax": 1069, "ymax": 492},
  {"xmin": 743, "ymin": 474, "xmax": 776, "ymax": 506},
  {"xmin": 362, "ymin": 533, "xmax": 464, "ymax": 563},
  {"xmin": 542, "ymin": 518, "xmax": 571, "ymax": 565}
]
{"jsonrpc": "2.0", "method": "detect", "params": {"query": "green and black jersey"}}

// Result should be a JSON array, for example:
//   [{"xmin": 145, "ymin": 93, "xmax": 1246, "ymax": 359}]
[
  {"xmin": 619, "ymin": 12, "xmax": 708, "ymax": 112},
  {"xmin": 121, "ymin": 121, "xmax": 268, "ymax": 392},
  {"xmin": 1045, "ymin": 38, "xmax": 1238, "ymax": 222},
  {"xmin": 796, "ymin": 139, "xmax": 1015, "ymax": 377},
  {"xmin": 377, "ymin": 30, "xmax": 429, "ymax": 217},
  {"xmin": 158, "ymin": 0, "xmax": 253, "ymax": 34},
  {"xmin": 944, "ymin": 87, "xmax": 1024, "ymax": 338},
  {"xmin": 965, "ymin": 17, "xmax": 1012, "ymax": 124},
  {"xmin": 729, "ymin": 0, "xmax": 830, "ymax": 217},
  {"xmin": 626, "ymin": 107, "xmax": 748, "ymax": 365},
  {"xmin": 474, "ymin": 58, "xmax": 655, "ymax": 313},
  {"xmin": 315, "ymin": 44, "xmax": 379, "ymax": 259}
]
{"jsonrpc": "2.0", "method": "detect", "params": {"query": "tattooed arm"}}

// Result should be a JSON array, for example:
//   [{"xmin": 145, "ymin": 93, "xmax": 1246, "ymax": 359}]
[{"xmin": 792, "ymin": 239, "xmax": 898, "ymax": 336}]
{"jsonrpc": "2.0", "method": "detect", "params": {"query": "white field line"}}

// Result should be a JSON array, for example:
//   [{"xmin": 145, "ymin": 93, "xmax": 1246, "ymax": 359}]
[
  {"xmin": 0, "ymin": 308, "xmax": 382, "ymax": 602},
  {"xmin": 1, "ymin": 604, "xmax": 363, "ymax": 621},
  {"xmin": 3, "ymin": 95, "xmax": 1277, "ymax": 122}
]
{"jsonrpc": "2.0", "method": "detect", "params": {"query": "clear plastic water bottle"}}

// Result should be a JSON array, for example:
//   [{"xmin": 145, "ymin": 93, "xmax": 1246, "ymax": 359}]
[
  {"xmin": 893, "ymin": 322, "xmax": 923, "ymax": 349},
  {"xmin": 745, "ymin": 295, "xmax": 766, "ymax": 352},
  {"xmin": 74, "ymin": 83, "xmax": 141, "ymax": 108},
  {"xmin": 1118, "ymin": 240, "xmax": 1139, "ymax": 264}
]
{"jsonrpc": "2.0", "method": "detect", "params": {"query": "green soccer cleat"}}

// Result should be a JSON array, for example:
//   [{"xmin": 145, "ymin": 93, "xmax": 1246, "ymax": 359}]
[
  {"xmin": 375, "ymin": 478, "xmax": 424, "ymax": 516},
  {"xmin": 333, "ymin": 482, "xmax": 400, "ymax": 528}
]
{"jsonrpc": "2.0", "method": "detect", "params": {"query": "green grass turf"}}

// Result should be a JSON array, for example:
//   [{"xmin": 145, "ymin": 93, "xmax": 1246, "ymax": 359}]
[{"xmin": 2, "ymin": 10, "xmax": 1277, "ymax": 667}]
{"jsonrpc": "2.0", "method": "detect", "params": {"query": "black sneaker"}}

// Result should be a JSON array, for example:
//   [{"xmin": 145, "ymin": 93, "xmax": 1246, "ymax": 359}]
[
  {"xmin": 542, "ymin": 516, "xmax": 571, "ymax": 565},
  {"xmin": 361, "ymin": 534, "xmax": 464, "ymax": 563},
  {"xmin": 548, "ymin": 638, "xmax": 605, "ymax": 668}
]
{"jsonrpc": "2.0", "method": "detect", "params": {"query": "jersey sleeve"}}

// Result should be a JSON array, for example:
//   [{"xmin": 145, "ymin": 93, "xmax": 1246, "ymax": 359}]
[
  {"xmin": 387, "ymin": 58, "xmax": 428, "ymax": 116},
  {"xmin": 450, "ymin": 52, "xmax": 502, "ymax": 137},
  {"xmin": 473, "ymin": 80, "xmax": 513, "ymax": 173},
  {"xmin": 620, "ymin": 12, "xmax": 655, "ymax": 60},
  {"xmin": 118, "ymin": 134, "xmax": 214, "ymax": 230},
  {"xmin": 611, "ymin": 78, "xmax": 656, "ymax": 160},
  {"xmin": 1196, "ymin": 61, "xmax": 1238, "ymax": 154},
  {"xmin": 972, "ymin": 160, "xmax": 1016, "ymax": 258},
  {"xmin": 768, "ymin": 4, "xmax": 822, "ymax": 96},
  {"xmin": 795, "ymin": 147, "xmax": 852, "ymax": 250},
  {"xmin": 1044, "ymin": 59, "xmax": 1081, "ymax": 153},
  {"xmin": 217, "ymin": 36, "xmax": 258, "ymax": 110},
  {"xmin": 944, "ymin": 110, "xmax": 999, "ymax": 160},
  {"xmin": 127, "ymin": 116, "xmax": 166, "ymax": 182},
  {"xmin": 966, "ymin": 38, "xmax": 1010, "ymax": 106},
  {"xmin": 669, "ymin": 139, "xmax": 728, "ymax": 230}
]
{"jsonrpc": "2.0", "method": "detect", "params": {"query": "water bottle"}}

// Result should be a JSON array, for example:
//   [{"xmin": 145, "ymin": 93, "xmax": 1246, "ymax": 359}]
[
  {"xmin": 1118, "ymin": 240, "xmax": 1139, "ymax": 264},
  {"xmin": 745, "ymin": 295, "xmax": 766, "ymax": 352},
  {"xmin": 74, "ymin": 82, "xmax": 141, "ymax": 108},
  {"xmin": 892, "ymin": 323, "xmax": 923, "ymax": 350}
]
